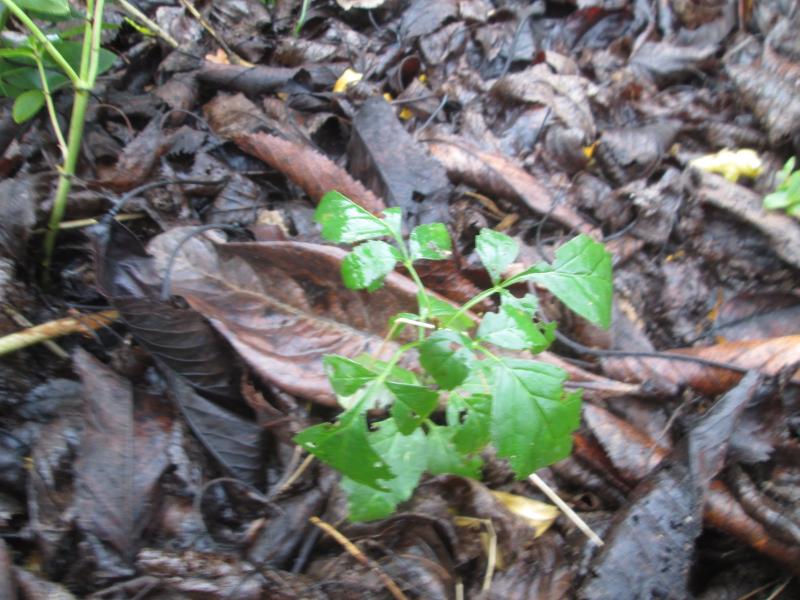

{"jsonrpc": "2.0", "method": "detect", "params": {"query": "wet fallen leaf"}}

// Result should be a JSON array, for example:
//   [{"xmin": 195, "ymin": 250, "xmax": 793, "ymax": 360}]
[
  {"xmin": 710, "ymin": 291, "xmax": 800, "ymax": 341},
  {"xmin": 146, "ymin": 229, "xmax": 420, "ymax": 405},
  {"xmin": 423, "ymin": 133, "xmax": 594, "ymax": 234},
  {"xmin": 73, "ymin": 349, "xmax": 173, "ymax": 559},
  {"xmin": 601, "ymin": 336, "xmax": 800, "ymax": 395}
]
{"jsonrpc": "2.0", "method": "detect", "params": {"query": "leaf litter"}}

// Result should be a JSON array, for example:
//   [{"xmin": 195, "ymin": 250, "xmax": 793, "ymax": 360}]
[{"xmin": 1, "ymin": 0, "xmax": 800, "ymax": 598}]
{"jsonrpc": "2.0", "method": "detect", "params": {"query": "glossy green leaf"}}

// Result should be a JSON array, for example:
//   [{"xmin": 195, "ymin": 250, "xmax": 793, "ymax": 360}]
[
  {"xmin": 15, "ymin": 0, "xmax": 70, "ymax": 16},
  {"xmin": 476, "ymin": 228, "xmax": 519, "ymax": 284},
  {"xmin": 341, "ymin": 240, "xmax": 399, "ymax": 291},
  {"xmin": 409, "ymin": 223, "xmax": 452, "ymax": 261},
  {"xmin": 323, "ymin": 355, "xmax": 378, "ymax": 396},
  {"xmin": 426, "ymin": 423, "xmax": 482, "ymax": 478},
  {"xmin": 48, "ymin": 41, "xmax": 116, "ymax": 77},
  {"xmin": 447, "ymin": 392, "xmax": 491, "ymax": 454},
  {"xmin": 418, "ymin": 330, "xmax": 474, "ymax": 390},
  {"xmin": 12, "ymin": 88, "xmax": 44, "ymax": 123},
  {"xmin": 315, "ymin": 190, "xmax": 390, "ymax": 243},
  {"xmin": 490, "ymin": 358, "xmax": 581, "ymax": 477},
  {"xmin": 513, "ymin": 234, "xmax": 612, "ymax": 328},
  {"xmin": 294, "ymin": 409, "xmax": 393, "ymax": 489},
  {"xmin": 0, "ymin": 48, "xmax": 36, "ymax": 62},
  {"xmin": 341, "ymin": 420, "xmax": 427, "ymax": 521},
  {"xmin": 387, "ymin": 382, "xmax": 438, "ymax": 434}
]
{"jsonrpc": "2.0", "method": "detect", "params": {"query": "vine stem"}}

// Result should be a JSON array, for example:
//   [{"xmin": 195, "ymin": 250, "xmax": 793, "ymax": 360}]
[{"xmin": 33, "ymin": 53, "xmax": 67, "ymax": 159}]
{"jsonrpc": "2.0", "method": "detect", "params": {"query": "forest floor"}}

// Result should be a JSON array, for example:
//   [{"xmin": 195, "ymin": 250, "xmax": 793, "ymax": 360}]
[{"xmin": 1, "ymin": 1, "xmax": 800, "ymax": 598}]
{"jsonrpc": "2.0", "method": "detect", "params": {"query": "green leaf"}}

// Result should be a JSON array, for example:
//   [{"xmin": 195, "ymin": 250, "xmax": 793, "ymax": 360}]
[
  {"xmin": 341, "ymin": 420, "xmax": 427, "ymax": 521},
  {"xmin": 0, "ymin": 48, "xmax": 37, "ymax": 62},
  {"xmin": 447, "ymin": 392, "xmax": 491, "ymax": 454},
  {"xmin": 515, "ymin": 234, "xmax": 612, "ymax": 328},
  {"xmin": 48, "ymin": 41, "xmax": 116, "ymax": 77},
  {"xmin": 764, "ymin": 190, "xmax": 790, "ymax": 209},
  {"xmin": 409, "ymin": 223, "xmax": 452, "ymax": 261},
  {"xmin": 426, "ymin": 423, "xmax": 482, "ymax": 478},
  {"xmin": 418, "ymin": 330, "xmax": 475, "ymax": 390},
  {"xmin": 382, "ymin": 207, "xmax": 403, "ymax": 240},
  {"xmin": 12, "ymin": 89, "xmax": 44, "ymax": 123},
  {"xmin": 15, "ymin": 0, "xmax": 70, "ymax": 16},
  {"xmin": 421, "ymin": 293, "xmax": 474, "ymax": 331},
  {"xmin": 477, "ymin": 297, "xmax": 554, "ymax": 353},
  {"xmin": 341, "ymin": 240, "xmax": 399, "ymax": 291},
  {"xmin": 323, "ymin": 355, "xmax": 378, "ymax": 396},
  {"xmin": 315, "ymin": 191, "xmax": 391, "ymax": 243},
  {"xmin": 387, "ymin": 382, "xmax": 438, "ymax": 434},
  {"xmin": 476, "ymin": 229, "xmax": 519, "ymax": 284},
  {"xmin": 490, "ymin": 358, "xmax": 581, "ymax": 477},
  {"xmin": 294, "ymin": 409, "xmax": 393, "ymax": 489},
  {"xmin": 776, "ymin": 157, "xmax": 796, "ymax": 185}
]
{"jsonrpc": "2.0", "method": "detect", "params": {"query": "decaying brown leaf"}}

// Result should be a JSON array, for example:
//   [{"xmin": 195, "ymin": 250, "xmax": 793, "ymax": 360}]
[
  {"xmin": 601, "ymin": 336, "xmax": 800, "ymax": 395},
  {"xmin": 423, "ymin": 133, "xmax": 595, "ymax": 234},
  {"xmin": 147, "ymin": 229, "xmax": 419, "ymax": 405}
]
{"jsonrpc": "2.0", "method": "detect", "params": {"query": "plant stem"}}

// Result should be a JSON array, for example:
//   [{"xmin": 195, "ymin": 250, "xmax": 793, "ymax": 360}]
[
  {"xmin": 41, "ymin": 0, "xmax": 106, "ymax": 281},
  {"xmin": 0, "ymin": 0, "xmax": 80, "ymax": 83},
  {"xmin": 442, "ymin": 286, "xmax": 499, "ymax": 329},
  {"xmin": 33, "ymin": 53, "xmax": 67, "ymax": 159}
]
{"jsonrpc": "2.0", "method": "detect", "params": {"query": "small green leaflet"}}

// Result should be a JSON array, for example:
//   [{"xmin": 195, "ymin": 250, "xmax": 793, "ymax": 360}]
[
  {"xmin": 315, "ymin": 191, "xmax": 391, "ymax": 243},
  {"xmin": 15, "ymin": 0, "xmax": 70, "ymax": 16},
  {"xmin": 12, "ymin": 89, "xmax": 44, "ymax": 123},
  {"xmin": 426, "ymin": 423, "xmax": 482, "ymax": 478},
  {"xmin": 294, "ymin": 408, "xmax": 393, "ymax": 489},
  {"xmin": 341, "ymin": 240, "xmax": 399, "ymax": 291},
  {"xmin": 409, "ymin": 223, "xmax": 452, "ymax": 261},
  {"xmin": 490, "ymin": 358, "xmax": 581, "ymax": 477},
  {"xmin": 323, "ymin": 355, "xmax": 377, "ymax": 396},
  {"xmin": 422, "ymin": 293, "xmax": 475, "ymax": 331},
  {"xmin": 387, "ymin": 382, "xmax": 438, "ymax": 434},
  {"xmin": 476, "ymin": 229, "xmax": 519, "ymax": 284},
  {"xmin": 477, "ymin": 295, "xmax": 554, "ymax": 353},
  {"xmin": 447, "ymin": 392, "xmax": 491, "ymax": 454},
  {"xmin": 418, "ymin": 330, "xmax": 474, "ymax": 390},
  {"xmin": 512, "ymin": 234, "xmax": 612, "ymax": 328},
  {"xmin": 341, "ymin": 420, "xmax": 427, "ymax": 521}
]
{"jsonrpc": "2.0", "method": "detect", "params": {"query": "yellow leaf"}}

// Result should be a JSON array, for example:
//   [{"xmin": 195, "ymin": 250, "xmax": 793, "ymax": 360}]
[
  {"xmin": 491, "ymin": 490, "xmax": 559, "ymax": 537},
  {"xmin": 333, "ymin": 68, "xmax": 363, "ymax": 93},
  {"xmin": 689, "ymin": 148, "xmax": 763, "ymax": 182},
  {"xmin": 398, "ymin": 107, "xmax": 413, "ymax": 120},
  {"xmin": 204, "ymin": 48, "xmax": 229, "ymax": 65}
]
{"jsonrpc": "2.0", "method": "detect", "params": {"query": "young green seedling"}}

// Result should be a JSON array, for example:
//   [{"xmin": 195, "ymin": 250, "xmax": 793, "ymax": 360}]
[
  {"xmin": 764, "ymin": 157, "xmax": 800, "ymax": 218},
  {"xmin": 294, "ymin": 191, "xmax": 613, "ymax": 521}
]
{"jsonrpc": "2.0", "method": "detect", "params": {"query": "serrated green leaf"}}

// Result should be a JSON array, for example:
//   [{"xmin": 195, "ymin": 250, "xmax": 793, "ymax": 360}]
[
  {"xmin": 341, "ymin": 240, "xmax": 399, "ymax": 291},
  {"xmin": 12, "ymin": 89, "xmax": 44, "ymax": 123},
  {"xmin": 477, "ymin": 300, "xmax": 553, "ymax": 353},
  {"xmin": 422, "ymin": 293, "xmax": 474, "ymax": 331},
  {"xmin": 15, "ymin": 0, "xmax": 70, "ymax": 16},
  {"xmin": 409, "ymin": 223, "xmax": 452, "ymax": 261},
  {"xmin": 418, "ymin": 330, "xmax": 475, "ymax": 390},
  {"xmin": 294, "ymin": 409, "xmax": 393, "ymax": 489},
  {"xmin": 387, "ymin": 382, "xmax": 438, "ymax": 434},
  {"xmin": 426, "ymin": 423, "xmax": 482, "ymax": 478},
  {"xmin": 315, "ymin": 191, "xmax": 391, "ymax": 243},
  {"xmin": 476, "ymin": 229, "xmax": 519, "ymax": 284},
  {"xmin": 341, "ymin": 420, "xmax": 427, "ymax": 521},
  {"xmin": 447, "ymin": 392, "xmax": 492, "ymax": 454},
  {"xmin": 490, "ymin": 358, "xmax": 581, "ymax": 477},
  {"xmin": 323, "ymin": 355, "xmax": 378, "ymax": 396},
  {"xmin": 514, "ymin": 234, "xmax": 612, "ymax": 328}
]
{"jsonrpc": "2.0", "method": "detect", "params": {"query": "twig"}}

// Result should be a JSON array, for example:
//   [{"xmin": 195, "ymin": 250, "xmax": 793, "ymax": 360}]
[
  {"xmin": 177, "ymin": 0, "xmax": 252, "ymax": 66},
  {"xmin": 3, "ymin": 306, "xmax": 68, "ymax": 358},
  {"xmin": 33, "ymin": 212, "xmax": 145, "ymax": 234},
  {"xmin": 272, "ymin": 451, "xmax": 314, "ymax": 497},
  {"xmin": 309, "ymin": 516, "xmax": 410, "ymax": 600},
  {"xmin": 117, "ymin": 0, "xmax": 179, "ymax": 48},
  {"xmin": 453, "ymin": 516, "xmax": 497, "ymax": 592},
  {"xmin": 0, "ymin": 309, "xmax": 118, "ymax": 357},
  {"xmin": 528, "ymin": 473, "xmax": 604, "ymax": 546}
]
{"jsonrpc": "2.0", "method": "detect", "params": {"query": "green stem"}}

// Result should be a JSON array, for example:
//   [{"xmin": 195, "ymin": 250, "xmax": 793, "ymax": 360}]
[
  {"xmin": 33, "ymin": 53, "xmax": 67, "ymax": 159},
  {"xmin": 442, "ymin": 286, "xmax": 500, "ymax": 329},
  {"xmin": 353, "ymin": 341, "xmax": 418, "ymax": 413},
  {"xmin": 41, "ymin": 0, "xmax": 106, "ymax": 280},
  {"xmin": 0, "ymin": 0, "xmax": 80, "ymax": 84}
]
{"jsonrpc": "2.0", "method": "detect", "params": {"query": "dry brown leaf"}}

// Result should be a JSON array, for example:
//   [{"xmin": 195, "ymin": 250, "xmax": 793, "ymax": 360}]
[
  {"xmin": 422, "ymin": 133, "xmax": 595, "ymax": 234},
  {"xmin": 601, "ymin": 336, "xmax": 800, "ymax": 396}
]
